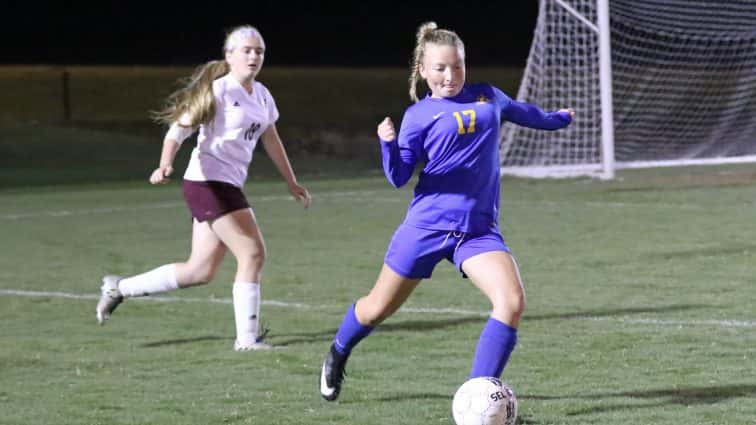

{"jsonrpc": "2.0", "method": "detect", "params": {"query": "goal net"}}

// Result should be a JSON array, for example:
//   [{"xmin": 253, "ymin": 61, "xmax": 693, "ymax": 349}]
[{"xmin": 501, "ymin": 0, "xmax": 756, "ymax": 178}]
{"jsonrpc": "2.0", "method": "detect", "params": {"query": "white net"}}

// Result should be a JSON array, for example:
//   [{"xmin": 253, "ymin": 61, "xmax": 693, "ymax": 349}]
[{"xmin": 501, "ymin": 0, "xmax": 756, "ymax": 177}]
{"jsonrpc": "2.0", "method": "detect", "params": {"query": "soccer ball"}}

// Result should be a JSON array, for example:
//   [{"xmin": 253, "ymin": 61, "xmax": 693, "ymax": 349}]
[{"xmin": 452, "ymin": 377, "xmax": 518, "ymax": 425}]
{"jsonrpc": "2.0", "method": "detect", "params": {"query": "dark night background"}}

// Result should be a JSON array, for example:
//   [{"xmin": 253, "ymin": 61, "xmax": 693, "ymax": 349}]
[{"xmin": 2, "ymin": 1, "xmax": 539, "ymax": 67}]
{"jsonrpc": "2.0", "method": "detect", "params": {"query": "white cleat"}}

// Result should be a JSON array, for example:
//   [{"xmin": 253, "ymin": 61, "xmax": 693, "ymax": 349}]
[
  {"xmin": 234, "ymin": 340, "xmax": 273, "ymax": 351},
  {"xmin": 96, "ymin": 275, "xmax": 124, "ymax": 325},
  {"xmin": 234, "ymin": 326, "xmax": 272, "ymax": 351}
]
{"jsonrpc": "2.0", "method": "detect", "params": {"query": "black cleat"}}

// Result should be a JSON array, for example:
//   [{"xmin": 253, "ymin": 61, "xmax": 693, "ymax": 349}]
[{"xmin": 320, "ymin": 344, "xmax": 349, "ymax": 401}]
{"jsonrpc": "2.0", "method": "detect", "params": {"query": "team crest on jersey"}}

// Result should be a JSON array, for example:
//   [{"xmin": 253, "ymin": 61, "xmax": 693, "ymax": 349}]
[{"xmin": 476, "ymin": 94, "xmax": 490, "ymax": 104}]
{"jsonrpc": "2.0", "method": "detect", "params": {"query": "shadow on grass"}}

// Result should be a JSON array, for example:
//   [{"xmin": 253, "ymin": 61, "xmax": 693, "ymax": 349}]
[
  {"xmin": 139, "ymin": 304, "xmax": 707, "ymax": 348},
  {"xmin": 581, "ymin": 243, "xmax": 756, "ymax": 269},
  {"xmin": 644, "ymin": 243, "xmax": 756, "ymax": 260},
  {"xmin": 344, "ymin": 392, "xmax": 450, "ymax": 404},
  {"xmin": 516, "ymin": 414, "xmax": 541, "ymax": 425},
  {"xmin": 273, "ymin": 304, "xmax": 706, "ymax": 347},
  {"xmin": 522, "ymin": 384, "xmax": 756, "ymax": 416},
  {"xmin": 138, "ymin": 317, "xmax": 484, "ymax": 348},
  {"xmin": 344, "ymin": 394, "xmax": 541, "ymax": 424},
  {"xmin": 274, "ymin": 316, "xmax": 485, "ymax": 347},
  {"xmin": 140, "ymin": 335, "xmax": 227, "ymax": 348},
  {"xmin": 379, "ymin": 316, "xmax": 484, "ymax": 332}
]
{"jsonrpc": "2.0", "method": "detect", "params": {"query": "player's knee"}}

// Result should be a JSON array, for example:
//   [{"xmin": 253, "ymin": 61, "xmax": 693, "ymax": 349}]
[
  {"xmin": 491, "ymin": 291, "xmax": 525, "ymax": 317},
  {"xmin": 239, "ymin": 248, "xmax": 266, "ymax": 270},
  {"xmin": 355, "ymin": 297, "xmax": 392, "ymax": 326},
  {"xmin": 512, "ymin": 293, "xmax": 526, "ymax": 315}
]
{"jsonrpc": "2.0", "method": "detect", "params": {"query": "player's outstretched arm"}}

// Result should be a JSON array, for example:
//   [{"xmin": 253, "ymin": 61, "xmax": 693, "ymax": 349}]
[{"xmin": 503, "ymin": 100, "xmax": 575, "ymax": 130}]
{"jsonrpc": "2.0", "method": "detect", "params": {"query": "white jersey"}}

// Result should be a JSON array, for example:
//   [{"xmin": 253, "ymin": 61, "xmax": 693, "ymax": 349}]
[{"xmin": 183, "ymin": 74, "xmax": 279, "ymax": 187}]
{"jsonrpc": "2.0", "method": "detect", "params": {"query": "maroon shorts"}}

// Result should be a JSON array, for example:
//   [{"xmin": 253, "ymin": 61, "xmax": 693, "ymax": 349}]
[{"xmin": 182, "ymin": 180, "xmax": 250, "ymax": 222}]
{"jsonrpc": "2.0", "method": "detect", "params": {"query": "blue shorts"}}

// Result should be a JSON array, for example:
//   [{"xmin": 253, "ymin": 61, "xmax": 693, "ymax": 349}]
[{"xmin": 384, "ymin": 224, "xmax": 510, "ymax": 279}]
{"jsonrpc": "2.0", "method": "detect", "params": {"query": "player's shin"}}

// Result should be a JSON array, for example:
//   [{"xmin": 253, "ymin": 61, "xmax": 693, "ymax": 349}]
[
  {"xmin": 469, "ymin": 317, "xmax": 518, "ymax": 378},
  {"xmin": 232, "ymin": 281, "xmax": 262, "ymax": 349},
  {"xmin": 332, "ymin": 303, "xmax": 374, "ymax": 355}
]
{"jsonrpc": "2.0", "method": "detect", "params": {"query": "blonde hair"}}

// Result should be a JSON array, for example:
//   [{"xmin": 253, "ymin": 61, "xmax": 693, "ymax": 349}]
[
  {"xmin": 408, "ymin": 22, "xmax": 465, "ymax": 102},
  {"xmin": 153, "ymin": 25, "xmax": 264, "ymax": 127}
]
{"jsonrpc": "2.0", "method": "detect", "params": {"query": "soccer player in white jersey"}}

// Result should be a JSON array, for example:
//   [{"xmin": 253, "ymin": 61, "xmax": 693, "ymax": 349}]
[{"xmin": 95, "ymin": 25, "xmax": 311, "ymax": 351}]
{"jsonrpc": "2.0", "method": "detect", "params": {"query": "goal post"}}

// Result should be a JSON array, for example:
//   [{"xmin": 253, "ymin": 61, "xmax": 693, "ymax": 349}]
[{"xmin": 501, "ymin": 0, "xmax": 756, "ymax": 179}]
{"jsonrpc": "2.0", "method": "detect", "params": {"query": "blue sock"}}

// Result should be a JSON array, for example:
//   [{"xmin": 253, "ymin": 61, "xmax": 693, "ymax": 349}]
[
  {"xmin": 333, "ymin": 304, "xmax": 374, "ymax": 355},
  {"xmin": 469, "ymin": 317, "xmax": 518, "ymax": 378}
]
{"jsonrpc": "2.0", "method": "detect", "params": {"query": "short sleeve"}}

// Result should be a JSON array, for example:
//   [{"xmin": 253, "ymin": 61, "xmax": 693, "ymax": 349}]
[
  {"xmin": 177, "ymin": 112, "xmax": 193, "ymax": 127},
  {"xmin": 265, "ymin": 88, "xmax": 279, "ymax": 124}
]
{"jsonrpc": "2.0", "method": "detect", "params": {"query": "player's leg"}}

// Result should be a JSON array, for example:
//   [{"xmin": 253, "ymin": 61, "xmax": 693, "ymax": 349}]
[
  {"xmin": 96, "ymin": 219, "xmax": 227, "ymax": 325},
  {"xmin": 209, "ymin": 208, "xmax": 268, "ymax": 350},
  {"xmin": 340, "ymin": 264, "xmax": 422, "ymax": 351},
  {"xmin": 321, "ymin": 224, "xmax": 444, "ymax": 401},
  {"xmin": 175, "ymin": 219, "xmax": 229, "ymax": 287},
  {"xmin": 461, "ymin": 250, "xmax": 525, "ymax": 379},
  {"xmin": 355, "ymin": 264, "xmax": 424, "ymax": 324},
  {"xmin": 321, "ymin": 264, "xmax": 422, "ymax": 401}
]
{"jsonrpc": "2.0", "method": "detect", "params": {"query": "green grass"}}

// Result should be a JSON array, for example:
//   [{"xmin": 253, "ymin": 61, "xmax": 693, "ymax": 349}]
[
  {"xmin": 1, "ymin": 165, "xmax": 755, "ymax": 424},
  {"xmin": 0, "ymin": 122, "xmax": 384, "ymax": 189},
  {"xmin": 0, "ymin": 65, "xmax": 753, "ymax": 424}
]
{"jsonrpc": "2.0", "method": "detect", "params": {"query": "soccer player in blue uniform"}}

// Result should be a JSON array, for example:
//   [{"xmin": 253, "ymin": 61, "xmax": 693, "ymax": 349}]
[{"xmin": 320, "ymin": 22, "xmax": 575, "ymax": 401}]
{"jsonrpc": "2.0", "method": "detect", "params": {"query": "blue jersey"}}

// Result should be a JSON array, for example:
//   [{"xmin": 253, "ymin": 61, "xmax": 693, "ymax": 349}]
[{"xmin": 381, "ymin": 83, "xmax": 572, "ymax": 233}]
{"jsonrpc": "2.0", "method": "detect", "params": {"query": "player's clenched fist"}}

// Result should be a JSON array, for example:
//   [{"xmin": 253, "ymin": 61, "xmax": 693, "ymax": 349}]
[
  {"xmin": 377, "ymin": 117, "xmax": 396, "ymax": 142},
  {"xmin": 149, "ymin": 164, "xmax": 173, "ymax": 185}
]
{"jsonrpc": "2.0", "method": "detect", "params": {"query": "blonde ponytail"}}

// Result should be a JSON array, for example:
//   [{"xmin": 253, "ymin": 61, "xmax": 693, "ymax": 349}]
[
  {"xmin": 409, "ymin": 22, "xmax": 438, "ymax": 102},
  {"xmin": 407, "ymin": 21, "xmax": 465, "ymax": 102},
  {"xmin": 153, "ymin": 60, "xmax": 229, "ymax": 127},
  {"xmin": 153, "ymin": 25, "xmax": 264, "ymax": 127}
]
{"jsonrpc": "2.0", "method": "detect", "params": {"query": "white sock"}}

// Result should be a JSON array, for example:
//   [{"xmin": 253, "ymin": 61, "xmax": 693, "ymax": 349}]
[
  {"xmin": 233, "ymin": 282, "xmax": 261, "ymax": 346},
  {"xmin": 118, "ymin": 264, "xmax": 179, "ymax": 298}
]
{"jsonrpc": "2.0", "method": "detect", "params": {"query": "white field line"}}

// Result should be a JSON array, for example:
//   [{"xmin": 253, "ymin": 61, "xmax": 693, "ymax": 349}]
[
  {"xmin": 580, "ymin": 316, "xmax": 756, "ymax": 328},
  {"xmin": 525, "ymin": 199, "xmax": 713, "ymax": 211},
  {"xmin": 2, "ymin": 289, "xmax": 754, "ymax": 328},
  {"xmin": 0, "ymin": 191, "xmax": 390, "ymax": 220},
  {"xmin": 1, "ymin": 201, "xmax": 184, "ymax": 220}
]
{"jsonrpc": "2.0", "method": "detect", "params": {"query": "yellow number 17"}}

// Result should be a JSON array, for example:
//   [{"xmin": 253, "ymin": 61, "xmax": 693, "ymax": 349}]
[{"xmin": 453, "ymin": 109, "xmax": 476, "ymax": 134}]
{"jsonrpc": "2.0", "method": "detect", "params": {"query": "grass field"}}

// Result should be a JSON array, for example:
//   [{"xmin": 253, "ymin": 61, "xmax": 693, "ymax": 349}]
[
  {"xmin": 1, "ymin": 162, "xmax": 755, "ymax": 424},
  {"xmin": 1, "ymin": 65, "xmax": 754, "ymax": 424}
]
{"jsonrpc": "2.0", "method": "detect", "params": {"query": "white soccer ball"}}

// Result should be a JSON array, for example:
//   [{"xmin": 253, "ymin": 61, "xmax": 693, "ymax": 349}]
[{"xmin": 452, "ymin": 377, "xmax": 518, "ymax": 425}]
